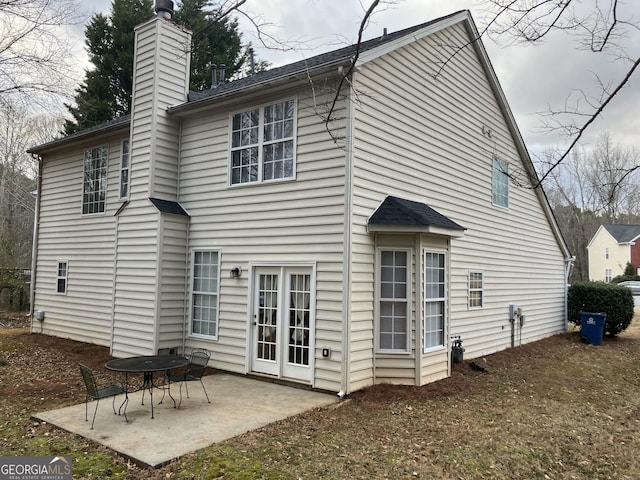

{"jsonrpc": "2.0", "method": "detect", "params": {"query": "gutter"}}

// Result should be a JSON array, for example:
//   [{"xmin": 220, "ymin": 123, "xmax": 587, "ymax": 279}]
[
  {"xmin": 29, "ymin": 154, "xmax": 43, "ymax": 331},
  {"xmin": 565, "ymin": 256, "xmax": 575, "ymax": 330}
]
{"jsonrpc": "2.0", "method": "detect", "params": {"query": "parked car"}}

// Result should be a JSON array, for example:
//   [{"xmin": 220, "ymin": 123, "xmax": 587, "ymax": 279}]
[{"xmin": 618, "ymin": 281, "xmax": 640, "ymax": 295}]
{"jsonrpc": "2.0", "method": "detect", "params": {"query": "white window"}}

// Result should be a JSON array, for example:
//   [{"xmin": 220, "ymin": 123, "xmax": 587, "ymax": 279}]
[
  {"xmin": 605, "ymin": 247, "xmax": 609, "ymax": 259},
  {"xmin": 230, "ymin": 99, "xmax": 296, "ymax": 185},
  {"xmin": 119, "ymin": 139, "xmax": 130, "ymax": 199},
  {"xmin": 56, "ymin": 261, "xmax": 68, "ymax": 294},
  {"xmin": 190, "ymin": 250, "xmax": 220, "ymax": 339},
  {"xmin": 492, "ymin": 157, "xmax": 509, "ymax": 208},
  {"xmin": 424, "ymin": 252, "xmax": 446, "ymax": 351},
  {"xmin": 468, "ymin": 271, "xmax": 483, "ymax": 309},
  {"xmin": 605, "ymin": 268, "xmax": 612, "ymax": 283},
  {"xmin": 377, "ymin": 250, "xmax": 410, "ymax": 353},
  {"xmin": 82, "ymin": 145, "xmax": 108, "ymax": 214}
]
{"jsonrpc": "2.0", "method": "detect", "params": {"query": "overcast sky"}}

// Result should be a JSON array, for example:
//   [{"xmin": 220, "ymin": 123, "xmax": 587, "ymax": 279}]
[{"xmin": 76, "ymin": 0, "xmax": 640, "ymax": 160}]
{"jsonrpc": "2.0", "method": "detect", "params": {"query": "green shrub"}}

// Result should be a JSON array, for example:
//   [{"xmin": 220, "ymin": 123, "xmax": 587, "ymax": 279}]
[
  {"xmin": 611, "ymin": 261, "xmax": 640, "ymax": 284},
  {"xmin": 568, "ymin": 281, "xmax": 634, "ymax": 336}
]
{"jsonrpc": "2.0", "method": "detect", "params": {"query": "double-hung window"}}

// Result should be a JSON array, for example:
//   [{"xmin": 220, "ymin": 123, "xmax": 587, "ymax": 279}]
[
  {"xmin": 468, "ymin": 271, "xmax": 483, "ymax": 309},
  {"xmin": 605, "ymin": 268, "xmax": 612, "ymax": 283},
  {"xmin": 492, "ymin": 157, "xmax": 509, "ymax": 208},
  {"xmin": 82, "ymin": 145, "xmax": 108, "ymax": 214},
  {"xmin": 119, "ymin": 140, "xmax": 130, "ymax": 199},
  {"xmin": 377, "ymin": 250, "xmax": 410, "ymax": 352},
  {"xmin": 190, "ymin": 250, "xmax": 220, "ymax": 338},
  {"xmin": 56, "ymin": 260, "xmax": 68, "ymax": 294},
  {"xmin": 424, "ymin": 252, "xmax": 446, "ymax": 351},
  {"xmin": 230, "ymin": 99, "xmax": 296, "ymax": 185}
]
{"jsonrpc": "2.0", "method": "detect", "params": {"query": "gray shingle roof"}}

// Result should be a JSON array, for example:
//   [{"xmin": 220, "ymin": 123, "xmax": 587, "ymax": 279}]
[
  {"xmin": 369, "ymin": 196, "xmax": 464, "ymax": 230},
  {"xmin": 27, "ymin": 114, "xmax": 131, "ymax": 154},
  {"xmin": 603, "ymin": 224, "xmax": 640, "ymax": 243},
  {"xmin": 185, "ymin": 10, "xmax": 465, "ymax": 106}
]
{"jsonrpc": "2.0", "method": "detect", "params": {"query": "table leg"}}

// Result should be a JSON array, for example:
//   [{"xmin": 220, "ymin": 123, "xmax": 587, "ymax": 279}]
[
  {"xmin": 140, "ymin": 371, "xmax": 155, "ymax": 419},
  {"xmin": 149, "ymin": 371, "xmax": 154, "ymax": 419},
  {"xmin": 166, "ymin": 370, "xmax": 178, "ymax": 408},
  {"xmin": 118, "ymin": 372, "xmax": 129, "ymax": 422}
]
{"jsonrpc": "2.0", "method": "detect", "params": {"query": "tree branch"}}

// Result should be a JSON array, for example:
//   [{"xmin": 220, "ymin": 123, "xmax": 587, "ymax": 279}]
[{"xmin": 537, "ymin": 54, "xmax": 640, "ymax": 185}]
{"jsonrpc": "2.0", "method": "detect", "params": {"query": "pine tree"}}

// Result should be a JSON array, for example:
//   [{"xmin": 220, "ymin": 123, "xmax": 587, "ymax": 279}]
[
  {"xmin": 64, "ymin": 0, "xmax": 249, "ymax": 134},
  {"xmin": 64, "ymin": 0, "xmax": 154, "ymax": 134},
  {"xmin": 173, "ymin": 0, "xmax": 245, "ymax": 91}
]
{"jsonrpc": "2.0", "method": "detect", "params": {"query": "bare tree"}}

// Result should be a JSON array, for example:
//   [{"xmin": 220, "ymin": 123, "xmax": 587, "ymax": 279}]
[
  {"xmin": 0, "ymin": 0, "xmax": 83, "ymax": 108},
  {"xmin": 537, "ymin": 133, "xmax": 639, "ymax": 281},
  {"xmin": 480, "ymin": 0, "xmax": 640, "ymax": 183},
  {"xmin": 0, "ymin": 101, "xmax": 64, "ymax": 270},
  {"xmin": 585, "ymin": 132, "xmax": 639, "ymax": 222}
]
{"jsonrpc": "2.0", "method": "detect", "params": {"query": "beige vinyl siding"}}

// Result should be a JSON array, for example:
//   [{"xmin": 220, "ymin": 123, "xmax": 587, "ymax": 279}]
[
  {"xmin": 32, "ymin": 133, "xmax": 128, "ymax": 346},
  {"xmin": 157, "ymin": 214, "xmax": 188, "ymax": 351},
  {"xmin": 350, "ymin": 22, "xmax": 566, "ymax": 377},
  {"xmin": 130, "ymin": 17, "xmax": 190, "ymax": 200},
  {"xmin": 111, "ymin": 205, "xmax": 160, "ymax": 357},
  {"xmin": 178, "ymin": 85, "xmax": 348, "ymax": 390}
]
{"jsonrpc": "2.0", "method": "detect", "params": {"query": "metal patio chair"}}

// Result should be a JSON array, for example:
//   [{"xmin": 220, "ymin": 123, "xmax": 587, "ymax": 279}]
[
  {"xmin": 162, "ymin": 349, "xmax": 211, "ymax": 407},
  {"xmin": 79, "ymin": 363, "xmax": 126, "ymax": 429}
]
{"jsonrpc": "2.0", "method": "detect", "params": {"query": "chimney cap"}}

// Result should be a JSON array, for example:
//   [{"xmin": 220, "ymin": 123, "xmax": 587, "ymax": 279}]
[{"xmin": 155, "ymin": 0, "xmax": 174, "ymax": 19}]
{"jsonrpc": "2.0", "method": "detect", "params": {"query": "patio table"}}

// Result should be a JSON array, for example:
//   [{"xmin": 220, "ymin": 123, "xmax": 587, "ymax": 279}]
[{"xmin": 105, "ymin": 355, "xmax": 189, "ymax": 420}]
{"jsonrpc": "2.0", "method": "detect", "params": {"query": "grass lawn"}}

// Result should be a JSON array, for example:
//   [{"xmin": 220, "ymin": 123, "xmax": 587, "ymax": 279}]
[{"xmin": 1, "ymin": 310, "xmax": 640, "ymax": 479}]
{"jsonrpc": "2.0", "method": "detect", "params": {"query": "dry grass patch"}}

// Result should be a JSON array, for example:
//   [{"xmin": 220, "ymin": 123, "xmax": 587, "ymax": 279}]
[{"xmin": 2, "ymin": 310, "xmax": 640, "ymax": 479}]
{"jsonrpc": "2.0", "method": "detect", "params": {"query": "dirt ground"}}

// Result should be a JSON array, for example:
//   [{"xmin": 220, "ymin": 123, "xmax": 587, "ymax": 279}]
[
  {"xmin": 2, "ymin": 310, "xmax": 640, "ymax": 479},
  {"xmin": 0, "ymin": 311, "xmax": 503, "ymax": 407}
]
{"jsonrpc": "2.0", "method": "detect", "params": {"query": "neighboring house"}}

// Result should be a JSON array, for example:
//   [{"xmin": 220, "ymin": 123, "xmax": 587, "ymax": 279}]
[
  {"xmin": 587, "ymin": 224, "xmax": 640, "ymax": 281},
  {"xmin": 27, "ymin": 3, "xmax": 571, "ymax": 394}
]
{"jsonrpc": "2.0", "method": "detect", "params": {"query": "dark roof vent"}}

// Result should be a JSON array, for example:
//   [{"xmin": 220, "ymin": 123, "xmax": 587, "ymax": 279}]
[{"xmin": 155, "ymin": 0, "xmax": 174, "ymax": 19}]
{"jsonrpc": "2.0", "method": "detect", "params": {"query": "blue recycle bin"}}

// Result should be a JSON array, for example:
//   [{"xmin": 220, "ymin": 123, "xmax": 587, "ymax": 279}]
[{"xmin": 579, "ymin": 311, "xmax": 606, "ymax": 345}]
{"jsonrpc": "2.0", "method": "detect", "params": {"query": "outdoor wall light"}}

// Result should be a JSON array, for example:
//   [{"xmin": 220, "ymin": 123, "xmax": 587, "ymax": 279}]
[{"xmin": 230, "ymin": 266, "xmax": 242, "ymax": 278}]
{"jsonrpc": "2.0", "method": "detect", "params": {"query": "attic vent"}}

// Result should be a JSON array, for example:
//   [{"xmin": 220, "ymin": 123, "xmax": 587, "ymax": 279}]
[{"xmin": 155, "ymin": 0, "xmax": 174, "ymax": 19}]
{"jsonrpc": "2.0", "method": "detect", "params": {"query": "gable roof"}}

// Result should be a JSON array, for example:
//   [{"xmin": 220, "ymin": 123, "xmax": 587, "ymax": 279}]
[
  {"xmin": 368, "ymin": 196, "xmax": 465, "ymax": 237},
  {"xmin": 602, "ymin": 224, "xmax": 640, "ymax": 244}
]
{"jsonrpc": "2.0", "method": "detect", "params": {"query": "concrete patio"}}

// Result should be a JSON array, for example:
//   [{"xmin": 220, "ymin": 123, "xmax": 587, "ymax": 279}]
[{"xmin": 34, "ymin": 373, "xmax": 337, "ymax": 467}]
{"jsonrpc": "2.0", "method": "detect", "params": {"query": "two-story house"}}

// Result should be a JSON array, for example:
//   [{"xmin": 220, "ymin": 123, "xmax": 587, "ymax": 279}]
[
  {"xmin": 587, "ymin": 224, "xmax": 640, "ymax": 281},
  {"xmin": 27, "ymin": 2, "xmax": 571, "ymax": 395}
]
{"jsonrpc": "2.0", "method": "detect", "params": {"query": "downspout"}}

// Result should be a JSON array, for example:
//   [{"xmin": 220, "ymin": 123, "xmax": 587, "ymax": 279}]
[
  {"xmin": 339, "ymin": 73, "xmax": 355, "ymax": 397},
  {"xmin": 29, "ymin": 154, "xmax": 43, "ymax": 332},
  {"xmin": 564, "ymin": 256, "xmax": 575, "ymax": 331},
  {"xmin": 177, "ymin": 118, "xmax": 189, "ymax": 356}
]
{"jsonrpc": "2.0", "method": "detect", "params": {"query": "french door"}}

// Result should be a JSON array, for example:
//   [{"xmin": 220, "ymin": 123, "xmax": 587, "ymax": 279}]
[{"xmin": 251, "ymin": 266, "xmax": 313, "ymax": 382}]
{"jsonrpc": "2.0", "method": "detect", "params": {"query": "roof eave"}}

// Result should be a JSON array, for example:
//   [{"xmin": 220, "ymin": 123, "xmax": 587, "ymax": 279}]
[
  {"xmin": 367, "ymin": 224, "xmax": 466, "ymax": 237},
  {"xmin": 27, "ymin": 117, "xmax": 131, "ymax": 155}
]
